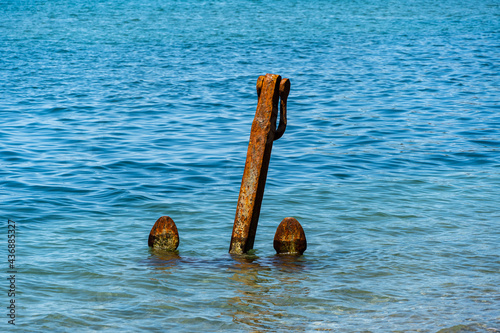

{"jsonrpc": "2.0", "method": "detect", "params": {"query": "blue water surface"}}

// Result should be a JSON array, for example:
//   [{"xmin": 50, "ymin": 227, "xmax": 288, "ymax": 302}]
[{"xmin": 1, "ymin": 0, "xmax": 499, "ymax": 332}]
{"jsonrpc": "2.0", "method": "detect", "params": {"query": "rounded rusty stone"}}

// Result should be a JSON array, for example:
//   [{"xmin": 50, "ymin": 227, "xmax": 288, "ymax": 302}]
[
  {"xmin": 148, "ymin": 216, "xmax": 179, "ymax": 251},
  {"xmin": 273, "ymin": 217, "xmax": 307, "ymax": 255}
]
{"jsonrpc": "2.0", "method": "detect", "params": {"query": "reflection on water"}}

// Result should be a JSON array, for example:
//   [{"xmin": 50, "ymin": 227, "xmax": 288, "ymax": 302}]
[
  {"xmin": 146, "ymin": 250, "xmax": 182, "ymax": 267},
  {"xmin": 143, "ymin": 252, "xmax": 313, "ymax": 331},
  {"xmin": 270, "ymin": 254, "xmax": 310, "ymax": 273},
  {"xmin": 226, "ymin": 254, "xmax": 311, "ymax": 331}
]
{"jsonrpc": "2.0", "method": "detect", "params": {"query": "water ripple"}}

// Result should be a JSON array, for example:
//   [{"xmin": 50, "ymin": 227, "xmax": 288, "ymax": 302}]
[{"xmin": 2, "ymin": 0, "xmax": 499, "ymax": 332}]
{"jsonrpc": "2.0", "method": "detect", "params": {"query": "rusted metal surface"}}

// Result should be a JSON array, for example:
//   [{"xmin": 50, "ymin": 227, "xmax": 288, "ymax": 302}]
[
  {"xmin": 148, "ymin": 216, "xmax": 179, "ymax": 251},
  {"xmin": 229, "ymin": 73, "xmax": 290, "ymax": 254},
  {"xmin": 273, "ymin": 217, "xmax": 307, "ymax": 255}
]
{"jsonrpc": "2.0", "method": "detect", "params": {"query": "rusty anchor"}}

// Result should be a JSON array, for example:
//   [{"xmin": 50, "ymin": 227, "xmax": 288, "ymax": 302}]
[
  {"xmin": 149, "ymin": 74, "xmax": 306, "ymax": 256},
  {"xmin": 229, "ymin": 73, "xmax": 292, "ymax": 255}
]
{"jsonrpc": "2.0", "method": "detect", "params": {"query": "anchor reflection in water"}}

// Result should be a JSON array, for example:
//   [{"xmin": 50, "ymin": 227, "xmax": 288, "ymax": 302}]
[
  {"xmin": 143, "ymin": 250, "xmax": 310, "ymax": 330},
  {"xmin": 226, "ymin": 255, "xmax": 310, "ymax": 331}
]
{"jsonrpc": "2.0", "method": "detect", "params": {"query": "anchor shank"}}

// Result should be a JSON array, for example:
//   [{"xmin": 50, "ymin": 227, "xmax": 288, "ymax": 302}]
[{"xmin": 229, "ymin": 73, "xmax": 287, "ymax": 254}]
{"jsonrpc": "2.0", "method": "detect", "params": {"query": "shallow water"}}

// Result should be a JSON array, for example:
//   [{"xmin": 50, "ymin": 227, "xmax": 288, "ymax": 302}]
[{"xmin": 1, "ymin": 0, "xmax": 499, "ymax": 331}]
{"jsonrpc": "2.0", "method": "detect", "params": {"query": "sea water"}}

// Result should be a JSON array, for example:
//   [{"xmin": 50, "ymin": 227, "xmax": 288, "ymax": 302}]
[{"xmin": 1, "ymin": 0, "xmax": 499, "ymax": 331}]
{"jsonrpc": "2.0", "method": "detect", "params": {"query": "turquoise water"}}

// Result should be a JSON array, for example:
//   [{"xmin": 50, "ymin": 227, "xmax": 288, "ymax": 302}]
[{"xmin": 1, "ymin": 0, "xmax": 499, "ymax": 331}]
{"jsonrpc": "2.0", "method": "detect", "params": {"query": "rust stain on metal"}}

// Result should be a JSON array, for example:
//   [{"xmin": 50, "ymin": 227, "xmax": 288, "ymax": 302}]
[
  {"xmin": 148, "ymin": 216, "xmax": 179, "ymax": 251},
  {"xmin": 273, "ymin": 217, "xmax": 307, "ymax": 255},
  {"xmin": 229, "ymin": 73, "xmax": 290, "ymax": 254}
]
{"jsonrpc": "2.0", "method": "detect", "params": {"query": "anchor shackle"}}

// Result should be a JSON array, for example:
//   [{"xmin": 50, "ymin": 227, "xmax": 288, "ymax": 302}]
[{"xmin": 256, "ymin": 74, "xmax": 290, "ymax": 142}]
